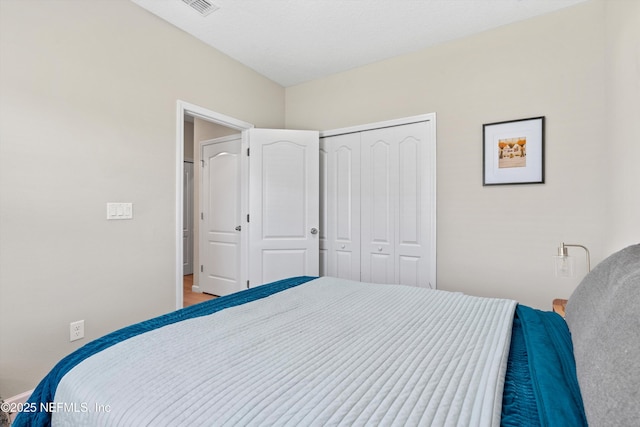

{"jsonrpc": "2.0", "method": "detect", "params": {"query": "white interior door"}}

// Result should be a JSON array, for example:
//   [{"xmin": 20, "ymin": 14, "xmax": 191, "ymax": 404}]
[
  {"xmin": 248, "ymin": 129, "xmax": 320, "ymax": 286},
  {"xmin": 200, "ymin": 135, "xmax": 244, "ymax": 296},
  {"xmin": 183, "ymin": 161, "xmax": 194, "ymax": 275}
]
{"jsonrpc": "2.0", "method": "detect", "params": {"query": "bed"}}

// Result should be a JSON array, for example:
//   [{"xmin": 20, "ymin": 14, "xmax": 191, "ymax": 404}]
[{"xmin": 13, "ymin": 244, "xmax": 640, "ymax": 426}]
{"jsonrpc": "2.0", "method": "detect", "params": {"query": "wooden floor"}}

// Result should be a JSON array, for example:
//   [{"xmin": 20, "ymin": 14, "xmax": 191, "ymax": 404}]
[{"xmin": 183, "ymin": 274, "xmax": 217, "ymax": 307}]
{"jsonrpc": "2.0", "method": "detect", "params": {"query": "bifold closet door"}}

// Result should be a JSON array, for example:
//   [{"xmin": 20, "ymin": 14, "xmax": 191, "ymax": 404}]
[
  {"xmin": 360, "ymin": 127, "xmax": 396, "ymax": 284},
  {"xmin": 393, "ymin": 122, "xmax": 432, "ymax": 287},
  {"xmin": 322, "ymin": 133, "xmax": 361, "ymax": 280},
  {"xmin": 321, "ymin": 119, "xmax": 435, "ymax": 288},
  {"xmin": 361, "ymin": 122, "xmax": 432, "ymax": 287}
]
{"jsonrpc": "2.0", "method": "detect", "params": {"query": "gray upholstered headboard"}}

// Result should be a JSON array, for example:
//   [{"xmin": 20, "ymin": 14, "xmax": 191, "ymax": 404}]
[{"xmin": 565, "ymin": 244, "xmax": 640, "ymax": 426}]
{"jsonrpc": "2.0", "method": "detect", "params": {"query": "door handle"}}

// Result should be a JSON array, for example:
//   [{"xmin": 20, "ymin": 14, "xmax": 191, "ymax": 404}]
[{"xmin": 310, "ymin": 228, "xmax": 318, "ymax": 235}]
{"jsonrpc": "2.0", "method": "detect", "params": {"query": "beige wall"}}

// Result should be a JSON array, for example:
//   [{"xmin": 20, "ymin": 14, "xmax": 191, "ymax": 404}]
[
  {"xmin": 0, "ymin": 0, "xmax": 284, "ymax": 397},
  {"xmin": 286, "ymin": 0, "xmax": 620, "ymax": 308},
  {"xmin": 604, "ymin": 0, "xmax": 640, "ymax": 252}
]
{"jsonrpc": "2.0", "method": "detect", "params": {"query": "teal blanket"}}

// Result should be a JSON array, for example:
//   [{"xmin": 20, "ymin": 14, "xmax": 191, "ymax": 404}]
[{"xmin": 502, "ymin": 305, "xmax": 587, "ymax": 426}]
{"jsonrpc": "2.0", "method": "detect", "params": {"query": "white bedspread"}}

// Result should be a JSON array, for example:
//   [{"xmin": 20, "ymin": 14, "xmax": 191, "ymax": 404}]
[{"xmin": 53, "ymin": 277, "xmax": 516, "ymax": 426}]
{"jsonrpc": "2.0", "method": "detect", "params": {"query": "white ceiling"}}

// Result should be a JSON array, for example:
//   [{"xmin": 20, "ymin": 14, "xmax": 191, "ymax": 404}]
[{"xmin": 131, "ymin": 0, "xmax": 588, "ymax": 87}]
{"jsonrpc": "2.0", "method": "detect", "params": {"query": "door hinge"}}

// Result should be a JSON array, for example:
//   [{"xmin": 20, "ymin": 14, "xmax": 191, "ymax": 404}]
[
  {"xmin": 200, "ymin": 265, "xmax": 203, "ymax": 272},
  {"xmin": 201, "ymin": 212, "xmax": 204, "ymax": 220},
  {"xmin": 246, "ymin": 280, "xmax": 250, "ymax": 289},
  {"xmin": 247, "ymin": 148, "xmax": 250, "ymax": 156},
  {"xmin": 246, "ymin": 214, "xmax": 250, "ymax": 223},
  {"xmin": 200, "ymin": 159, "xmax": 205, "ymax": 167}
]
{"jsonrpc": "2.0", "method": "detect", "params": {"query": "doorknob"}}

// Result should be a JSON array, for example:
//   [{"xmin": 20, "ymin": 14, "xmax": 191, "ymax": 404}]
[
  {"xmin": 235, "ymin": 225, "xmax": 241, "ymax": 231},
  {"xmin": 310, "ymin": 228, "xmax": 318, "ymax": 235}
]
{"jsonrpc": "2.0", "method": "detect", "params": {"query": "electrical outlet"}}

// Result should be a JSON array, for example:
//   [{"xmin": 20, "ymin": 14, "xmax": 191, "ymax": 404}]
[{"xmin": 70, "ymin": 320, "xmax": 84, "ymax": 342}]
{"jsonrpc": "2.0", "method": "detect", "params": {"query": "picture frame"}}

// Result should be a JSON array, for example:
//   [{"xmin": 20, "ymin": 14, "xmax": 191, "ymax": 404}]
[{"xmin": 483, "ymin": 116, "xmax": 545, "ymax": 186}]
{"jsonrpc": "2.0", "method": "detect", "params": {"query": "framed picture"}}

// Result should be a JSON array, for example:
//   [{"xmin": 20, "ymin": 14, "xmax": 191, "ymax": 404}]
[{"xmin": 483, "ymin": 116, "xmax": 545, "ymax": 186}]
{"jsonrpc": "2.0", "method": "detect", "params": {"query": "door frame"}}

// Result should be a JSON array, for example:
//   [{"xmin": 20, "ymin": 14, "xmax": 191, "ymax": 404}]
[{"xmin": 175, "ymin": 100, "xmax": 253, "ymax": 309}]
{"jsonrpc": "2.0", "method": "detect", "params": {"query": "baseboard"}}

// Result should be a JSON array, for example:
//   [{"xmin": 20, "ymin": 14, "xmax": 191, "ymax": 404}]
[{"xmin": 191, "ymin": 284, "xmax": 202, "ymax": 293}]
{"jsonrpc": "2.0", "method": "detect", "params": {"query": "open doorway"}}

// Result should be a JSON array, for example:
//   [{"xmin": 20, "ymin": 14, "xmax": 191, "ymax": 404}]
[{"xmin": 175, "ymin": 101, "xmax": 253, "ymax": 309}]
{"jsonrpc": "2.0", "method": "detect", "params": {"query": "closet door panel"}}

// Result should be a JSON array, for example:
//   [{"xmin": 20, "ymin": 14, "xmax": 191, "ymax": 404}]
[
  {"xmin": 335, "ymin": 147, "xmax": 354, "ymax": 240},
  {"xmin": 395, "ymin": 122, "xmax": 432, "ymax": 287},
  {"xmin": 398, "ymin": 255, "xmax": 419, "ymax": 286},
  {"xmin": 336, "ymin": 251, "xmax": 355, "ymax": 279},
  {"xmin": 361, "ymin": 128, "xmax": 396, "ymax": 284},
  {"xmin": 369, "ymin": 253, "xmax": 393, "ymax": 284},
  {"xmin": 325, "ymin": 133, "xmax": 361, "ymax": 280},
  {"xmin": 398, "ymin": 136, "xmax": 419, "ymax": 245}
]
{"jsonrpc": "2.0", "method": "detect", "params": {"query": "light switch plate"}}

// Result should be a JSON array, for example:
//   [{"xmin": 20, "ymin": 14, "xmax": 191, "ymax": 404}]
[{"xmin": 106, "ymin": 202, "xmax": 133, "ymax": 220}]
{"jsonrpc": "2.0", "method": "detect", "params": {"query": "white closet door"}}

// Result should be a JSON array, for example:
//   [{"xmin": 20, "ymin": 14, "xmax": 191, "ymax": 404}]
[
  {"xmin": 324, "ymin": 133, "xmax": 361, "ymax": 280},
  {"xmin": 395, "ymin": 122, "xmax": 433, "ymax": 287},
  {"xmin": 361, "ymin": 127, "xmax": 397, "ymax": 284},
  {"xmin": 321, "ymin": 115, "xmax": 437, "ymax": 288},
  {"xmin": 248, "ymin": 129, "xmax": 320, "ymax": 286}
]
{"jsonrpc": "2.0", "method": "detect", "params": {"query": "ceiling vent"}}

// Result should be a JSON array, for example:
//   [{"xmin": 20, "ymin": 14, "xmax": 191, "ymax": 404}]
[{"xmin": 181, "ymin": 0, "xmax": 220, "ymax": 17}]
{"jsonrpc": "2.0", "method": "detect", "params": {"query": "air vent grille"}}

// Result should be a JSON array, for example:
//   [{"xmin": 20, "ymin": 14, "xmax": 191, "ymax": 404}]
[{"xmin": 181, "ymin": 0, "xmax": 219, "ymax": 17}]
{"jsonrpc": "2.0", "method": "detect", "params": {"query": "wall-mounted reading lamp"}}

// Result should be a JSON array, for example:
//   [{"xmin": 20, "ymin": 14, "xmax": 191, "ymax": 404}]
[{"xmin": 553, "ymin": 242, "xmax": 591, "ymax": 277}]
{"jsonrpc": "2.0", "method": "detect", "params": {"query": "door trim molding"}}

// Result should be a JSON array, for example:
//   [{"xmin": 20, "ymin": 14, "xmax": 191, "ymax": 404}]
[
  {"xmin": 320, "ymin": 113, "xmax": 435, "ymax": 138},
  {"xmin": 176, "ymin": 100, "xmax": 253, "ymax": 309}
]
